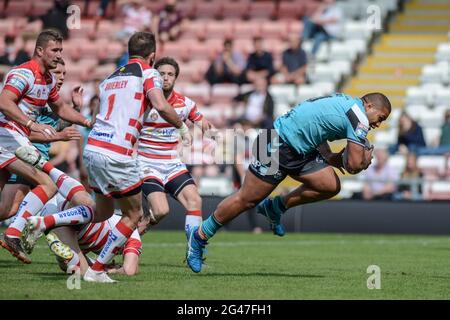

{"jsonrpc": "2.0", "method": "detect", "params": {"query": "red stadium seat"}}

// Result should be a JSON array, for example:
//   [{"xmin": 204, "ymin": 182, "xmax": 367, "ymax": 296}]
[
  {"xmin": 221, "ymin": 1, "xmax": 251, "ymax": 20},
  {"xmin": 233, "ymin": 21, "xmax": 262, "ymax": 39},
  {"xmin": 194, "ymin": 0, "xmax": 223, "ymax": 20},
  {"xmin": 248, "ymin": 1, "xmax": 277, "ymax": 20},
  {"xmin": 277, "ymin": 1, "xmax": 306, "ymax": 20},
  {"xmin": 261, "ymin": 21, "xmax": 289, "ymax": 40},
  {"xmin": 183, "ymin": 20, "xmax": 207, "ymax": 41},
  {"xmin": 4, "ymin": 1, "xmax": 31, "ymax": 17},
  {"xmin": 205, "ymin": 21, "xmax": 234, "ymax": 40},
  {"xmin": 30, "ymin": 1, "xmax": 54, "ymax": 17}
]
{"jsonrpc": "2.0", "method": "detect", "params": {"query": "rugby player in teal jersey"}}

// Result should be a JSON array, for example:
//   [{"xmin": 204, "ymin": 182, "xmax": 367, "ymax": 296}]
[
  {"xmin": 186, "ymin": 92, "xmax": 391, "ymax": 273},
  {"xmin": 0, "ymin": 59, "xmax": 81, "ymax": 223}
]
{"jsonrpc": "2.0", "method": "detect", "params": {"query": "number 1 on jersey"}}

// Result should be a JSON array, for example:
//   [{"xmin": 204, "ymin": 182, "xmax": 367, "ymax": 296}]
[{"xmin": 105, "ymin": 94, "xmax": 116, "ymax": 120}]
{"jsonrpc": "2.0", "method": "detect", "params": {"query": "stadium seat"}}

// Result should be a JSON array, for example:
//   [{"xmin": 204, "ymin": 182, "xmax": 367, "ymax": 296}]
[
  {"xmin": 420, "ymin": 65, "xmax": 448, "ymax": 85},
  {"xmin": 329, "ymin": 42, "xmax": 358, "ymax": 62},
  {"xmin": 340, "ymin": 179, "xmax": 364, "ymax": 198},
  {"xmin": 274, "ymin": 102, "xmax": 292, "ymax": 118},
  {"xmin": 182, "ymin": 83, "xmax": 211, "ymax": 105},
  {"xmin": 343, "ymin": 21, "xmax": 373, "ymax": 41},
  {"xmin": 434, "ymin": 88, "xmax": 450, "ymax": 106},
  {"xmin": 374, "ymin": 128, "xmax": 398, "ymax": 147},
  {"xmin": 261, "ymin": 21, "xmax": 289, "ymax": 40},
  {"xmin": 308, "ymin": 63, "xmax": 341, "ymax": 84},
  {"xmin": 233, "ymin": 21, "xmax": 262, "ymax": 39},
  {"xmin": 205, "ymin": 21, "xmax": 234, "ymax": 39},
  {"xmin": 247, "ymin": 1, "xmax": 277, "ymax": 20},
  {"xmin": 388, "ymin": 154, "xmax": 407, "ymax": 173},
  {"xmin": 405, "ymin": 86, "xmax": 432, "ymax": 106},
  {"xmin": 426, "ymin": 181, "xmax": 450, "ymax": 200},
  {"xmin": 423, "ymin": 128, "xmax": 442, "ymax": 147},
  {"xmin": 418, "ymin": 155, "xmax": 446, "ymax": 176},
  {"xmin": 297, "ymin": 85, "xmax": 319, "ymax": 103},
  {"xmin": 277, "ymin": 1, "xmax": 305, "ymax": 20},
  {"xmin": 194, "ymin": 0, "xmax": 223, "ymax": 20},
  {"xmin": 4, "ymin": 1, "xmax": 31, "ymax": 16},
  {"xmin": 435, "ymin": 43, "xmax": 450, "ymax": 62},
  {"xmin": 269, "ymin": 84, "xmax": 297, "ymax": 105},
  {"xmin": 210, "ymin": 84, "xmax": 240, "ymax": 103},
  {"xmin": 198, "ymin": 176, "xmax": 234, "ymax": 196},
  {"xmin": 221, "ymin": 1, "xmax": 250, "ymax": 20}
]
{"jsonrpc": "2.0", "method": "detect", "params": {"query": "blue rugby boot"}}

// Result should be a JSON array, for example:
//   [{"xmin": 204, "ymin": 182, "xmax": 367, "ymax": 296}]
[
  {"xmin": 256, "ymin": 198, "xmax": 286, "ymax": 237},
  {"xmin": 186, "ymin": 226, "xmax": 208, "ymax": 273}
]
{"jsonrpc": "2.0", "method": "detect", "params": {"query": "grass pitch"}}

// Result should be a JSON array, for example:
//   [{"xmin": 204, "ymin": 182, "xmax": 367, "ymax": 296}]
[{"xmin": 1, "ymin": 230, "xmax": 450, "ymax": 299}]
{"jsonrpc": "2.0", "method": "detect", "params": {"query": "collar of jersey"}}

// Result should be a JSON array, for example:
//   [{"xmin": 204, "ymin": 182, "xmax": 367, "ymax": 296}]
[{"xmin": 128, "ymin": 58, "xmax": 151, "ymax": 69}]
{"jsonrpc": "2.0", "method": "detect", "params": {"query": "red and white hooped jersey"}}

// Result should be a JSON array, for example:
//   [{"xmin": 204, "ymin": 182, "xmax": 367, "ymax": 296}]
[
  {"xmin": 85, "ymin": 58, "xmax": 163, "ymax": 159},
  {"xmin": 0, "ymin": 59, "xmax": 59, "ymax": 136},
  {"xmin": 77, "ymin": 214, "xmax": 142, "ymax": 256},
  {"xmin": 138, "ymin": 90, "xmax": 203, "ymax": 161}
]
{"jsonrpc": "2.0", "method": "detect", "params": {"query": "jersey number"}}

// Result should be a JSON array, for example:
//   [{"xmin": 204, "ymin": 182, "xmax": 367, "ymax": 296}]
[{"xmin": 105, "ymin": 94, "xmax": 116, "ymax": 121}]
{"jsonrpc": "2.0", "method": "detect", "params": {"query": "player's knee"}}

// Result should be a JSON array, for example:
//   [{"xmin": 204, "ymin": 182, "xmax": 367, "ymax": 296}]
[
  {"xmin": 123, "ymin": 264, "xmax": 138, "ymax": 276},
  {"xmin": 152, "ymin": 202, "xmax": 170, "ymax": 219},
  {"xmin": 321, "ymin": 179, "xmax": 341, "ymax": 198},
  {"xmin": 41, "ymin": 181, "xmax": 58, "ymax": 198}
]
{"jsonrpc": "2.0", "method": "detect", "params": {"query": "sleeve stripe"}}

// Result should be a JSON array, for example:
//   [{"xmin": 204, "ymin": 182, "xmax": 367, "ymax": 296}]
[
  {"xmin": 3, "ymin": 85, "xmax": 22, "ymax": 98},
  {"xmin": 345, "ymin": 108, "xmax": 360, "ymax": 130},
  {"xmin": 350, "ymin": 104, "xmax": 369, "ymax": 127}
]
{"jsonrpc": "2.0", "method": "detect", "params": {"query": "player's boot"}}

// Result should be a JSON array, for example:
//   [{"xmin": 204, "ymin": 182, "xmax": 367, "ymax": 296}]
[
  {"xmin": 22, "ymin": 216, "xmax": 46, "ymax": 254},
  {"xmin": 0, "ymin": 233, "xmax": 31, "ymax": 264},
  {"xmin": 15, "ymin": 145, "xmax": 46, "ymax": 170},
  {"xmin": 84, "ymin": 267, "xmax": 117, "ymax": 283},
  {"xmin": 186, "ymin": 226, "xmax": 208, "ymax": 273},
  {"xmin": 256, "ymin": 198, "xmax": 286, "ymax": 237},
  {"xmin": 45, "ymin": 232, "xmax": 74, "ymax": 261}
]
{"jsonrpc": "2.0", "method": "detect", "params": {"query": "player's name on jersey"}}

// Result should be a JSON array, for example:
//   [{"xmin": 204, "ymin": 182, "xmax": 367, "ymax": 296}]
[{"xmin": 105, "ymin": 80, "xmax": 129, "ymax": 91}]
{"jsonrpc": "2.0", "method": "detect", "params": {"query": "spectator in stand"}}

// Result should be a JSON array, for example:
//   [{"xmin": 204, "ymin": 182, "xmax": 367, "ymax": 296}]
[
  {"xmin": 244, "ymin": 36, "xmax": 275, "ymax": 84},
  {"xmin": 116, "ymin": 0, "xmax": 153, "ymax": 40},
  {"xmin": 273, "ymin": 34, "xmax": 308, "ymax": 85},
  {"xmin": 40, "ymin": 0, "xmax": 70, "ymax": 39},
  {"xmin": 353, "ymin": 148, "xmax": 397, "ymax": 200},
  {"xmin": 0, "ymin": 35, "xmax": 30, "ymax": 67},
  {"xmin": 233, "ymin": 77, "xmax": 274, "ymax": 129},
  {"xmin": 391, "ymin": 112, "xmax": 426, "ymax": 154},
  {"xmin": 439, "ymin": 109, "xmax": 450, "ymax": 147},
  {"xmin": 302, "ymin": 0, "xmax": 343, "ymax": 59},
  {"xmin": 152, "ymin": 0, "xmax": 185, "ymax": 43},
  {"xmin": 394, "ymin": 152, "xmax": 423, "ymax": 201},
  {"xmin": 205, "ymin": 39, "xmax": 246, "ymax": 85}
]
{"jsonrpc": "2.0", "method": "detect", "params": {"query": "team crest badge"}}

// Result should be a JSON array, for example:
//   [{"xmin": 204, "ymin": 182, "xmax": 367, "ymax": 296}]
[{"xmin": 151, "ymin": 113, "xmax": 158, "ymax": 121}]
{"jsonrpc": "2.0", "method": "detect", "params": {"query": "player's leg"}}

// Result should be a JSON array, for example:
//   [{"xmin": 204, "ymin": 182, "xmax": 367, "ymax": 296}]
[
  {"xmin": 284, "ymin": 166, "xmax": 341, "ymax": 207},
  {"xmin": 258, "ymin": 158, "xmax": 339, "ymax": 236},
  {"xmin": 186, "ymin": 170, "xmax": 278, "ymax": 273},
  {"xmin": 48, "ymin": 227, "xmax": 87, "ymax": 275},
  {"xmin": 16, "ymin": 145, "xmax": 91, "ymax": 207},
  {"xmin": 0, "ymin": 159, "xmax": 57, "ymax": 264},
  {"xmin": 141, "ymin": 178, "xmax": 169, "ymax": 224},
  {"xmin": 174, "ymin": 184, "xmax": 202, "ymax": 237},
  {"xmin": 86, "ymin": 192, "xmax": 142, "ymax": 282},
  {"xmin": 0, "ymin": 183, "xmax": 29, "ymax": 221}
]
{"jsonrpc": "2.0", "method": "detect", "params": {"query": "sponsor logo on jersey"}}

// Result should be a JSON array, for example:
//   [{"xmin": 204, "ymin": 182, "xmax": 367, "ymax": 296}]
[
  {"xmin": 91, "ymin": 130, "xmax": 114, "ymax": 141},
  {"xmin": 355, "ymin": 122, "xmax": 369, "ymax": 140},
  {"xmin": 7, "ymin": 76, "xmax": 27, "ymax": 92}
]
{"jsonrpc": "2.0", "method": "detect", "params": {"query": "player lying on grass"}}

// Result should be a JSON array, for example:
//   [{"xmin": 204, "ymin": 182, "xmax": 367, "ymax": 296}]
[
  {"xmin": 186, "ymin": 92, "xmax": 391, "ymax": 273},
  {"xmin": 39, "ymin": 194, "xmax": 151, "ymax": 276}
]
